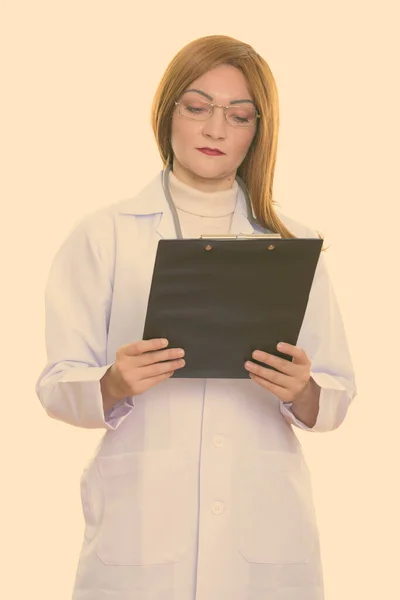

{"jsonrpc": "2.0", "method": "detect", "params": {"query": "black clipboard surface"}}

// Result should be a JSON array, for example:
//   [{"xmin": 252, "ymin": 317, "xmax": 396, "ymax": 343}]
[{"xmin": 142, "ymin": 238, "xmax": 323, "ymax": 378}]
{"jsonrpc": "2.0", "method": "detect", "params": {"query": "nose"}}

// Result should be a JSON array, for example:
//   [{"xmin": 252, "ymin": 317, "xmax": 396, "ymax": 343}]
[{"xmin": 202, "ymin": 106, "xmax": 227, "ymax": 140}]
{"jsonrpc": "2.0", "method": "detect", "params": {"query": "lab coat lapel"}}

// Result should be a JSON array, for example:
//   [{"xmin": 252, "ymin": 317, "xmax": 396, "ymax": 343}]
[
  {"xmin": 155, "ymin": 208, "xmax": 177, "ymax": 240},
  {"xmin": 117, "ymin": 171, "xmax": 178, "ymax": 240}
]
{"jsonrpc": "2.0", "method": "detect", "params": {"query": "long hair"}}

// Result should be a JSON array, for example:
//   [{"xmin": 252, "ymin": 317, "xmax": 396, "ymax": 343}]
[{"xmin": 151, "ymin": 35, "xmax": 296, "ymax": 238}]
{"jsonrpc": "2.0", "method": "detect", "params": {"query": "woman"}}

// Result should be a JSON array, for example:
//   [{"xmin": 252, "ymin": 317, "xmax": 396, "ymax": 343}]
[{"xmin": 36, "ymin": 34, "xmax": 356, "ymax": 600}]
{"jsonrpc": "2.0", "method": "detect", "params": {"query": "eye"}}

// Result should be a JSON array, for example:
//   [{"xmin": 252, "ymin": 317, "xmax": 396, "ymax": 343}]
[
  {"xmin": 185, "ymin": 105, "xmax": 208, "ymax": 114},
  {"xmin": 232, "ymin": 115, "xmax": 250, "ymax": 123},
  {"xmin": 227, "ymin": 106, "xmax": 257, "ymax": 125},
  {"xmin": 179, "ymin": 95, "xmax": 211, "ymax": 116}
]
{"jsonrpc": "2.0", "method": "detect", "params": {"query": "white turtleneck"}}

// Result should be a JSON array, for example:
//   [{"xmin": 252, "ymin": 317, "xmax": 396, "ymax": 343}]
[{"xmin": 168, "ymin": 170, "xmax": 238, "ymax": 238}]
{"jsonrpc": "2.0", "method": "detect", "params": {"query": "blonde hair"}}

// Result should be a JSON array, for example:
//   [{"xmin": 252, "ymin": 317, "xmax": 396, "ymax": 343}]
[{"xmin": 151, "ymin": 34, "xmax": 299, "ymax": 238}]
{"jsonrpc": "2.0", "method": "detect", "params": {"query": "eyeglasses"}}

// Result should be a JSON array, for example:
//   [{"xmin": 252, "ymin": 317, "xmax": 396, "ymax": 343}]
[{"xmin": 174, "ymin": 93, "xmax": 260, "ymax": 128}]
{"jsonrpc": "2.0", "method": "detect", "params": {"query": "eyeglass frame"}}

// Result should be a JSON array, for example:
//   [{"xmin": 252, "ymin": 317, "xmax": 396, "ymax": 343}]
[{"xmin": 174, "ymin": 96, "xmax": 261, "ymax": 128}]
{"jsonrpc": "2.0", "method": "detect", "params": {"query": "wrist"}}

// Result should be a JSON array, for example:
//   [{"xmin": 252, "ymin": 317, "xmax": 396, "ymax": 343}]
[
  {"xmin": 100, "ymin": 365, "xmax": 125, "ymax": 411},
  {"xmin": 295, "ymin": 377, "xmax": 320, "ymax": 405},
  {"xmin": 289, "ymin": 377, "xmax": 321, "ymax": 428}
]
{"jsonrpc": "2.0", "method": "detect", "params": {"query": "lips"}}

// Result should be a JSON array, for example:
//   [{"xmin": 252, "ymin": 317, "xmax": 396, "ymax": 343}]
[{"xmin": 197, "ymin": 148, "xmax": 225, "ymax": 156}]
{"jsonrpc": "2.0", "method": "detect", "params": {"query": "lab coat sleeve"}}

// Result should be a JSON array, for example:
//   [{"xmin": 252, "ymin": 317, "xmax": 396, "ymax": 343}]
[
  {"xmin": 279, "ymin": 250, "xmax": 357, "ymax": 432},
  {"xmin": 35, "ymin": 211, "xmax": 134, "ymax": 430}
]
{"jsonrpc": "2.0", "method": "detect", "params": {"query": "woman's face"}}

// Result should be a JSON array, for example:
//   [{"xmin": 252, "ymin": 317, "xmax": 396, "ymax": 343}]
[{"xmin": 171, "ymin": 64, "xmax": 257, "ymax": 191}]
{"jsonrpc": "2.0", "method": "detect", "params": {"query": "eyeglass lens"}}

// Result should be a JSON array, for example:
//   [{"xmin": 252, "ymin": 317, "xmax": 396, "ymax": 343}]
[{"xmin": 179, "ymin": 94, "xmax": 257, "ymax": 126}]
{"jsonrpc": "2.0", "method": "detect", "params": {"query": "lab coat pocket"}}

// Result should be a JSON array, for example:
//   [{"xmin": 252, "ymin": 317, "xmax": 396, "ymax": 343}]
[
  {"xmin": 80, "ymin": 464, "xmax": 103, "ymax": 544},
  {"xmin": 236, "ymin": 451, "xmax": 317, "ymax": 564},
  {"xmin": 95, "ymin": 449, "xmax": 191, "ymax": 566}
]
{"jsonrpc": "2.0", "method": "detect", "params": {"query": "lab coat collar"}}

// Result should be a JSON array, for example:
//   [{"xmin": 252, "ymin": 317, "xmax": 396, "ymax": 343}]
[{"xmin": 117, "ymin": 170, "xmax": 257, "ymax": 239}]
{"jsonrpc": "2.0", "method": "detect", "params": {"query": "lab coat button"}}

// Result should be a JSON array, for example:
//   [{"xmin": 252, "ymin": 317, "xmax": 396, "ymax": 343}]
[
  {"xmin": 213, "ymin": 434, "xmax": 224, "ymax": 447},
  {"xmin": 211, "ymin": 502, "xmax": 224, "ymax": 515}
]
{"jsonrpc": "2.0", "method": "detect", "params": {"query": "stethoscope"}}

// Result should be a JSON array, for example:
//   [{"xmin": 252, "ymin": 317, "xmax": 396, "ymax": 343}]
[{"xmin": 161, "ymin": 163, "xmax": 273, "ymax": 239}]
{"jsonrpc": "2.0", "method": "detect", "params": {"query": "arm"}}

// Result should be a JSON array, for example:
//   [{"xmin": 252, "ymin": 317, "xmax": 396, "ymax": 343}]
[
  {"xmin": 281, "ymin": 377, "xmax": 321, "ymax": 428},
  {"xmin": 35, "ymin": 211, "xmax": 134, "ymax": 430},
  {"xmin": 280, "ymin": 252, "xmax": 357, "ymax": 432}
]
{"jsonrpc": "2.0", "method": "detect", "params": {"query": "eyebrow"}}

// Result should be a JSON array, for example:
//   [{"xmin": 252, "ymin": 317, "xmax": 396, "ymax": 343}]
[{"xmin": 183, "ymin": 88, "xmax": 256, "ymax": 106}]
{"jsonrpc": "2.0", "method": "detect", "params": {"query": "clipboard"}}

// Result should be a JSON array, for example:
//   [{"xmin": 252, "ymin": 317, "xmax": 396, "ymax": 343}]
[{"xmin": 142, "ymin": 236, "xmax": 323, "ymax": 378}]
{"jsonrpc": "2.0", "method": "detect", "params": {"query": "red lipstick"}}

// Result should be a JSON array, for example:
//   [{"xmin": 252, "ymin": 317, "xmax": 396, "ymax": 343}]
[{"xmin": 197, "ymin": 147, "xmax": 225, "ymax": 156}]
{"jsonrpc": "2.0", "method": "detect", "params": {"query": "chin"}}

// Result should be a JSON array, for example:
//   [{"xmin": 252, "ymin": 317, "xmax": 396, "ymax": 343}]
[{"xmin": 186, "ymin": 161, "xmax": 228, "ymax": 181}]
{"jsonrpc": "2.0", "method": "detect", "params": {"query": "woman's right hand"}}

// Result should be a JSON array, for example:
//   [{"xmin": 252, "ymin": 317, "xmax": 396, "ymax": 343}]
[{"xmin": 100, "ymin": 338, "xmax": 186, "ymax": 410}]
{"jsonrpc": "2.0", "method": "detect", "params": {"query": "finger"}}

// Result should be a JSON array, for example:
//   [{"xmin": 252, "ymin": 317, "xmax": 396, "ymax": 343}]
[
  {"xmin": 276, "ymin": 342, "xmax": 310, "ymax": 366},
  {"xmin": 248, "ymin": 373, "xmax": 290, "ymax": 402},
  {"xmin": 121, "ymin": 339, "xmax": 169, "ymax": 357},
  {"xmin": 139, "ymin": 358, "xmax": 186, "ymax": 380},
  {"xmin": 136, "ymin": 347, "xmax": 185, "ymax": 368},
  {"xmin": 245, "ymin": 361, "xmax": 292, "ymax": 387},
  {"xmin": 145, "ymin": 370, "xmax": 175, "ymax": 387},
  {"xmin": 251, "ymin": 350, "xmax": 297, "ymax": 376}
]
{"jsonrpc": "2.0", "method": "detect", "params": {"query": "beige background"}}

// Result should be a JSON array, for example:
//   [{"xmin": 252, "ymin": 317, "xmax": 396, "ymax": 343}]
[{"xmin": 1, "ymin": 1, "xmax": 399, "ymax": 598}]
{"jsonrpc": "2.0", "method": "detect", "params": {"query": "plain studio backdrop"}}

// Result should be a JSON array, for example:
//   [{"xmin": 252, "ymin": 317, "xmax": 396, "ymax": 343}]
[{"xmin": 1, "ymin": 1, "xmax": 399, "ymax": 599}]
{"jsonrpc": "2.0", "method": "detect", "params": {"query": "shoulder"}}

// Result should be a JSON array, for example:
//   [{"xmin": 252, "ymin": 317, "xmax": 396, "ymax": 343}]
[
  {"xmin": 68, "ymin": 172, "xmax": 163, "ymax": 237},
  {"xmin": 274, "ymin": 206, "xmax": 321, "ymax": 239},
  {"xmin": 65, "ymin": 178, "xmax": 154, "ymax": 237},
  {"xmin": 65, "ymin": 204, "xmax": 117, "ymax": 248},
  {"xmin": 274, "ymin": 206, "xmax": 330, "ymax": 280}
]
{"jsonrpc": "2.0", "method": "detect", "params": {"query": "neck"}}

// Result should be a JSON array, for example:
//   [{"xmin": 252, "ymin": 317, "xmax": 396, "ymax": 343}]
[{"xmin": 172, "ymin": 159, "xmax": 236, "ymax": 193}]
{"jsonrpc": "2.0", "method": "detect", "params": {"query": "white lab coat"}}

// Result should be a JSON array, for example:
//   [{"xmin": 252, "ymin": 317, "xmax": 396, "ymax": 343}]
[{"xmin": 36, "ymin": 170, "xmax": 356, "ymax": 600}]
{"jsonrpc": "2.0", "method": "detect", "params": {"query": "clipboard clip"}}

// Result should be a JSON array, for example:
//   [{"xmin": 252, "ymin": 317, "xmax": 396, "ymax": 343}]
[{"xmin": 199, "ymin": 233, "xmax": 282, "ymax": 239}]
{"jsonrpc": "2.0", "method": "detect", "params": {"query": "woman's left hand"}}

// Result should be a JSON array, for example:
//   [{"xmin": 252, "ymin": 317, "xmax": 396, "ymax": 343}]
[{"xmin": 244, "ymin": 342, "xmax": 313, "ymax": 404}]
